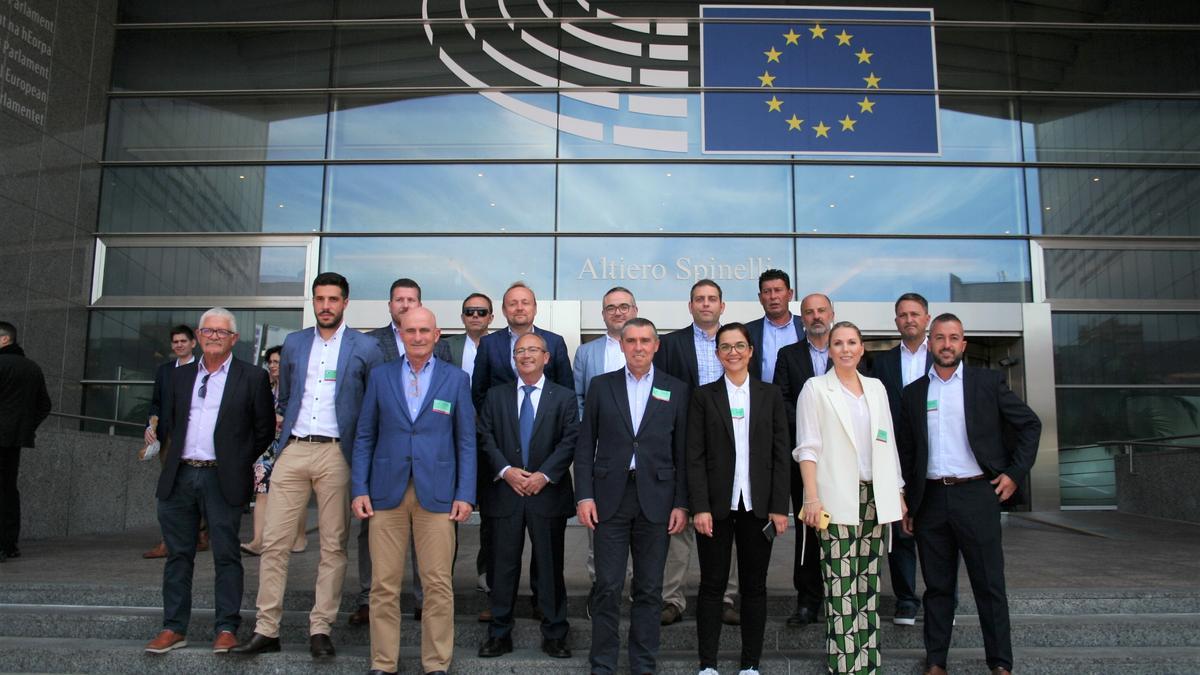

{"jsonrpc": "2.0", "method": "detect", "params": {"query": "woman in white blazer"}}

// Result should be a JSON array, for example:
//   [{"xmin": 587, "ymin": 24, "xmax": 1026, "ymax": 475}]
[{"xmin": 794, "ymin": 321, "xmax": 906, "ymax": 674}]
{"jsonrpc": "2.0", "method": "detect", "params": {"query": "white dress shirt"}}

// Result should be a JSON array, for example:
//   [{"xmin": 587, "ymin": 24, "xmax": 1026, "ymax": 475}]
[
  {"xmin": 900, "ymin": 340, "xmax": 929, "ymax": 387},
  {"xmin": 842, "ymin": 384, "xmax": 875, "ymax": 481},
  {"xmin": 926, "ymin": 362, "xmax": 984, "ymax": 479},
  {"xmin": 292, "ymin": 322, "xmax": 346, "ymax": 438},
  {"xmin": 603, "ymin": 335, "xmax": 625, "ymax": 373},
  {"xmin": 181, "ymin": 354, "xmax": 232, "ymax": 461},
  {"xmin": 462, "ymin": 335, "xmax": 479, "ymax": 383},
  {"xmin": 625, "ymin": 366, "xmax": 654, "ymax": 469},
  {"xmin": 499, "ymin": 374, "xmax": 544, "ymax": 479},
  {"xmin": 726, "ymin": 375, "xmax": 753, "ymax": 511}
]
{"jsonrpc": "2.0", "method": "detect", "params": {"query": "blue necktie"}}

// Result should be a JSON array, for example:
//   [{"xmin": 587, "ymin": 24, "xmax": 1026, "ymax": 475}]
[{"xmin": 519, "ymin": 385, "xmax": 536, "ymax": 469}]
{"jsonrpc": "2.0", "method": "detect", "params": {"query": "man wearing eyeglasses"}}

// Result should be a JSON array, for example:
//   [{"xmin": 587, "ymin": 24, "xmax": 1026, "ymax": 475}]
[
  {"xmin": 235, "ymin": 272, "xmax": 384, "ymax": 659},
  {"xmin": 145, "ymin": 308, "xmax": 275, "ymax": 655}
]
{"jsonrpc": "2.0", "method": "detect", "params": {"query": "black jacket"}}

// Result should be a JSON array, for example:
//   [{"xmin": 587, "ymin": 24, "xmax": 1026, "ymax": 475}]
[
  {"xmin": 653, "ymin": 325, "xmax": 701, "ymax": 390},
  {"xmin": 871, "ymin": 343, "xmax": 933, "ymax": 426},
  {"xmin": 158, "ymin": 357, "xmax": 276, "ymax": 506},
  {"xmin": 0, "ymin": 344, "xmax": 51, "ymax": 448}
]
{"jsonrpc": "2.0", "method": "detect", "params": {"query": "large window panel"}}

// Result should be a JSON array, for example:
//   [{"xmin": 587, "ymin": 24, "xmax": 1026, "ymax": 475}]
[
  {"xmin": 99, "ymin": 166, "xmax": 322, "ymax": 233},
  {"xmin": 1053, "ymin": 313, "xmax": 1200, "ymax": 386},
  {"xmin": 112, "ymin": 30, "xmax": 332, "ymax": 91},
  {"xmin": 556, "ymin": 236, "xmax": 795, "ymax": 301},
  {"xmin": 1057, "ymin": 388, "xmax": 1200, "ymax": 447},
  {"xmin": 105, "ymin": 97, "xmax": 329, "ymax": 162},
  {"xmin": 101, "ymin": 246, "xmax": 308, "ymax": 299},
  {"xmin": 321, "ymin": 236, "xmax": 554, "ymax": 302},
  {"xmin": 558, "ymin": 165, "xmax": 792, "ymax": 233},
  {"xmin": 118, "ymin": 0, "xmax": 333, "ymax": 22},
  {"xmin": 794, "ymin": 166, "xmax": 1026, "ymax": 234},
  {"xmin": 794, "ymin": 238, "xmax": 1031, "ymax": 302},
  {"xmin": 1044, "ymin": 249, "xmax": 1200, "ymax": 301},
  {"xmin": 1015, "ymin": 30, "xmax": 1200, "ymax": 94},
  {"xmin": 1029, "ymin": 168, "xmax": 1200, "ymax": 237},
  {"xmin": 331, "ymin": 95, "xmax": 557, "ymax": 159},
  {"xmin": 326, "ymin": 165, "xmax": 554, "ymax": 233},
  {"xmin": 85, "ymin": 309, "xmax": 303, "ymax": 382},
  {"xmin": 1023, "ymin": 99, "xmax": 1200, "ymax": 164}
]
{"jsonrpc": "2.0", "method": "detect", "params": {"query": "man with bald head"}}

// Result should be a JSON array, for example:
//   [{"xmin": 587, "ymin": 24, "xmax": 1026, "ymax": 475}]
[{"xmin": 352, "ymin": 306, "xmax": 477, "ymax": 675}]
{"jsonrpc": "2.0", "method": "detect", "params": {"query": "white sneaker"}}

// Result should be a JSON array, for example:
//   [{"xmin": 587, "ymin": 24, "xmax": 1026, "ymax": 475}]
[
  {"xmin": 738, "ymin": 669, "xmax": 761, "ymax": 675},
  {"xmin": 698, "ymin": 669, "xmax": 720, "ymax": 675}
]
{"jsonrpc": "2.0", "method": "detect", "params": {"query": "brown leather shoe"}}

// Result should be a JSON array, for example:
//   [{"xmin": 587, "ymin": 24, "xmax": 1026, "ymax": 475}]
[
  {"xmin": 348, "ymin": 604, "xmax": 369, "ymax": 626},
  {"xmin": 144, "ymin": 629, "xmax": 187, "ymax": 654},
  {"xmin": 142, "ymin": 542, "xmax": 168, "ymax": 559},
  {"xmin": 660, "ymin": 604, "xmax": 682, "ymax": 626},
  {"xmin": 991, "ymin": 668, "xmax": 1011, "ymax": 675},
  {"xmin": 721, "ymin": 603, "xmax": 741, "ymax": 626},
  {"xmin": 478, "ymin": 608, "xmax": 493, "ymax": 622},
  {"xmin": 212, "ymin": 630, "xmax": 238, "ymax": 653},
  {"xmin": 197, "ymin": 531, "xmax": 210, "ymax": 552},
  {"xmin": 923, "ymin": 665, "xmax": 948, "ymax": 675}
]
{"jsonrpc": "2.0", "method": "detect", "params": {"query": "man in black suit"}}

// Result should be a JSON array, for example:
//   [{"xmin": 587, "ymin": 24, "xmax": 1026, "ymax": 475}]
[
  {"xmin": 871, "ymin": 292, "xmax": 934, "ymax": 627},
  {"xmin": 144, "ymin": 308, "xmax": 275, "ymax": 655},
  {"xmin": 476, "ymin": 332, "xmax": 578, "ymax": 660},
  {"xmin": 0, "ymin": 321, "xmax": 51, "ymax": 564},
  {"xmin": 142, "ymin": 325, "xmax": 198, "ymax": 560},
  {"xmin": 652, "ymin": 279, "xmax": 725, "ymax": 625},
  {"xmin": 771, "ymin": 292, "xmax": 837, "ymax": 627},
  {"xmin": 745, "ymin": 269, "xmax": 805, "ymax": 384},
  {"xmin": 897, "ymin": 313, "xmax": 1041, "ymax": 675},
  {"xmin": 576, "ymin": 317, "xmax": 690, "ymax": 675}
]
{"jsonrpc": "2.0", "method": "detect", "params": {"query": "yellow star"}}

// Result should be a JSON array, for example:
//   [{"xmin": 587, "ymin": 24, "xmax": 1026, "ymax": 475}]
[
  {"xmin": 835, "ymin": 30, "xmax": 853, "ymax": 46},
  {"xmin": 855, "ymin": 48, "xmax": 873, "ymax": 64},
  {"xmin": 765, "ymin": 96, "xmax": 783, "ymax": 112},
  {"xmin": 757, "ymin": 71, "xmax": 776, "ymax": 87},
  {"xmin": 786, "ymin": 114, "xmax": 804, "ymax": 130},
  {"xmin": 809, "ymin": 23, "xmax": 827, "ymax": 39},
  {"xmin": 839, "ymin": 115, "xmax": 857, "ymax": 131},
  {"xmin": 863, "ymin": 72, "xmax": 881, "ymax": 88},
  {"xmin": 783, "ymin": 29, "xmax": 801, "ymax": 45},
  {"xmin": 813, "ymin": 121, "xmax": 831, "ymax": 138},
  {"xmin": 858, "ymin": 96, "xmax": 876, "ymax": 113},
  {"xmin": 764, "ymin": 46, "xmax": 782, "ymax": 63}
]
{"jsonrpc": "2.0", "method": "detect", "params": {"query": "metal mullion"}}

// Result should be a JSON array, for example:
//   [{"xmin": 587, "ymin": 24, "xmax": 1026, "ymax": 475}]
[{"xmin": 95, "ymin": 158, "xmax": 1200, "ymax": 170}]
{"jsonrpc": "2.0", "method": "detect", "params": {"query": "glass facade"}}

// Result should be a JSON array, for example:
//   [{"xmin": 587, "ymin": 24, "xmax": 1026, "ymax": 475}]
[{"xmin": 85, "ymin": 0, "xmax": 1200, "ymax": 505}]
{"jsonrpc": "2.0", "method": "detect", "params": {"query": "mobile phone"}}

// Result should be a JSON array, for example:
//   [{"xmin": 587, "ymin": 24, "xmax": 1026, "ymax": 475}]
[
  {"xmin": 799, "ymin": 506, "xmax": 832, "ymax": 531},
  {"xmin": 761, "ymin": 520, "xmax": 777, "ymax": 541}
]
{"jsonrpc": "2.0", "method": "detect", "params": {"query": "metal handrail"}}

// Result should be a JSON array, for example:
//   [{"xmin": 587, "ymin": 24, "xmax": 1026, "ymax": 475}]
[
  {"xmin": 1061, "ymin": 434, "xmax": 1200, "ymax": 477},
  {"xmin": 48, "ymin": 411, "xmax": 144, "ymax": 436}
]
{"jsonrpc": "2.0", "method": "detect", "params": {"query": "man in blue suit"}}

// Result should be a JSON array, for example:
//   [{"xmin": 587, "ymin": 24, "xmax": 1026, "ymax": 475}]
[
  {"xmin": 352, "ymin": 307, "xmax": 476, "ymax": 675},
  {"xmin": 573, "ymin": 286, "xmax": 637, "ymax": 418},
  {"xmin": 234, "ymin": 272, "xmax": 384, "ymax": 659}
]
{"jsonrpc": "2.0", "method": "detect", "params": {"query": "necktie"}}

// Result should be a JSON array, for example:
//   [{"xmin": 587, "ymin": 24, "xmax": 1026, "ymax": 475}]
[
  {"xmin": 519, "ymin": 385, "xmax": 536, "ymax": 469},
  {"xmin": 199, "ymin": 373, "xmax": 211, "ymax": 399}
]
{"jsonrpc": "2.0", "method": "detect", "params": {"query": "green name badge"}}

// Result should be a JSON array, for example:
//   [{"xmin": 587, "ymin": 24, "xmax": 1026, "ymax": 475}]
[
  {"xmin": 876, "ymin": 429, "xmax": 888, "ymax": 442},
  {"xmin": 651, "ymin": 387, "xmax": 671, "ymax": 402},
  {"xmin": 432, "ymin": 399, "xmax": 452, "ymax": 415},
  {"xmin": 323, "ymin": 369, "xmax": 337, "ymax": 381},
  {"xmin": 730, "ymin": 407, "xmax": 746, "ymax": 419},
  {"xmin": 926, "ymin": 399, "xmax": 938, "ymax": 411}
]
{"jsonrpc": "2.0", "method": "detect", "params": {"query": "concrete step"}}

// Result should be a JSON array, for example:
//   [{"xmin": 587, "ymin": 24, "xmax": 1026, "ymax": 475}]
[
  {"xmin": 0, "ymin": 637, "xmax": 1198, "ymax": 674},
  {"xmin": 3, "ymin": 581, "xmax": 1197, "ymax": 616},
  {"xmin": 1, "ymin": 604, "xmax": 1197, "ymax": 651}
]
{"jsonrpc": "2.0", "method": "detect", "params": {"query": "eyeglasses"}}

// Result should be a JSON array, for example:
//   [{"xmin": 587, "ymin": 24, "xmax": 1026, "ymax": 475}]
[
  {"xmin": 603, "ymin": 303, "xmax": 634, "ymax": 314},
  {"xmin": 197, "ymin": 327, "xmax": 236, "ymax": 339},
  {"xmin": 514, "ymin": 347, "xmax": 545, "ymax": 356},
  {"xmin": 462, "ymin": 307, "xmax": 490, "ymax": 317},
  {"xmin": 717, "ymin": 342, "xmax": 750, "ymax": 354}
]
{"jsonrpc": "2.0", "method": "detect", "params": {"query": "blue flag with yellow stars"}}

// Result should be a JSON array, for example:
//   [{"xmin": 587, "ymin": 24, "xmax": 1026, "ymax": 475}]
[{"xmin": 701, "ymin": 5, "xmax": 940, "ymax": 154}]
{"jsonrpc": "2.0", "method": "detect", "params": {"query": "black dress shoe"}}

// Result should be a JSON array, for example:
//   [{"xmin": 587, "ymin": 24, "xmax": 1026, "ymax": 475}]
[
  {"xmin": 309, "ymin": 633, "xmax": 335, "ymax": 658},
  {"xmin": 542, "ymin": 637, "xmax": 571, "ymax": 658},
  {"xmin": 425, "ymin": 671, "xmax": 449, "ymax": 675},
  {"xmin": 786, "ymin": 604, "xmax": 817, "ymax": 627},
  {"xmin": 478, "ymin": 636, "xmax": 513, "ymax": 657},
  {"xmin": 230, "ymin": 632, "xmax": 281, "ymax": 655},
  {"xmin": 367, "ymin": 670, "xmax": 398, "ymax": 675}
]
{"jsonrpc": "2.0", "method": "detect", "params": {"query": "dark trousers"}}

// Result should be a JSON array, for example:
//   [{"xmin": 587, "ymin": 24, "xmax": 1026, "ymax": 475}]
[
  {"xmin": 590, "ymin": 473, "xmax": 670, "ymax": 675},
  {"xmin": 696, "ymin": 507, "xmax": 773, "ymax": 670},
  {"xmin": 888, "ymin": 524, "xmax": 921, "ymax": 611},
  {"xmin": 0, "ymin": 447, "xmax": 19, "ymax": 553},
  {"xmin": 790, "ymin": 461, "xmax": 823, "ymax": 609},
  {"xmin": 157, "ymin": 465, "xmax": 244, "ymax": 635},
  {"xmin": 487, "ymin": 505, "xmax": 568, "ymax": 641},
  {"xmin": 480, "ymin": 458, "xmax": 539, "ymax": 601},
  {"xmin": 915, "ymin": 479, "xmax": 1012, "ymax": 671}
]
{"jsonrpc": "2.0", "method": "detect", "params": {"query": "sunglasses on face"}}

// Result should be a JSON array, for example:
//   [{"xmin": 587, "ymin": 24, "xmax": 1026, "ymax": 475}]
[{"xmin": 462, "ymin": 308, "xmax": 490, "ymax": 317}]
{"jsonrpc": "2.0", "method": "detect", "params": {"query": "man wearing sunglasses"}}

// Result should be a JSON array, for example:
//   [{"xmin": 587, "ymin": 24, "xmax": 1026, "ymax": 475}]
[{"xmin": 442, "ymin": 293, "xmax": 495, "ymax": 383}]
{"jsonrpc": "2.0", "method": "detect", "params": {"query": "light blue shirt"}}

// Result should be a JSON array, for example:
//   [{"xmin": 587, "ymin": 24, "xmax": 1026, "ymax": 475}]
[
  {"xmin": 693, "ymin": 324, "xmax": 722, "ymax": 386},
  {"xmin": 402, "ymin": 355, "xmax": 436, "ymax": 420},
  {"xmin": 808, "ymin": 340, "xmax": 830, "ymax": 377},
  {"xmin": 181, "ymin": 354, "xmax": 232, "ymax": 461},
  {"xmin": 625, "ymin": 365, "xmax": 655, "ymax": 469},
  {"xmin": 760, "ymin": 314, "xmax": 799, "ymax": 383},
  {"xmin": 926, "ymin": 361, "xmax": 984, "ymax": 479}
]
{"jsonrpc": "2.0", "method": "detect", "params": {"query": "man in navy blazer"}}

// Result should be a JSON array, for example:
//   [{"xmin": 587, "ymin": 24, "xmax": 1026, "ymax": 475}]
[
  {"xmin": 871, "ymin": 292, "xmax": 935, "ymax": 626},
  {"xmin": 352, "ymin": 306, "xmax": 476, "ymax": 675},
  {"xmin": 477, "ymin": 332, "xmax": 578, "ymax": 660},
  {"xmin": 236, "ymin": 272, "xmax": 384, "ymax": 659},
  {"xmin": 576, "ymin": 317, "xmax": 690, "ymax": 675},
  {"xmin": 745, "ymin": 269, "xmax": 805, "ymax": 384}
]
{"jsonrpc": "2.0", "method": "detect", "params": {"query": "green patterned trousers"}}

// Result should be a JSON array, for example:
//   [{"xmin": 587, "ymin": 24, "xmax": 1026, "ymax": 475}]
[{"xmin": 819, "ymin": 482, "xmax": 884, "ymax": 674}]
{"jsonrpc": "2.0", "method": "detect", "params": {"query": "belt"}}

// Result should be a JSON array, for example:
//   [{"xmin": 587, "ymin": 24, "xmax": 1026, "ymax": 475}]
[
  {"xmin": 929, "ymin": 474, "xmax": 986, "ymax": 486},
  {"xmin": 291, "ymin": 435, "xmax": 339, "ymax": 444},
  {"xmin": 182, "ymin": 459, "xmax": 217, "ymax": 468}
]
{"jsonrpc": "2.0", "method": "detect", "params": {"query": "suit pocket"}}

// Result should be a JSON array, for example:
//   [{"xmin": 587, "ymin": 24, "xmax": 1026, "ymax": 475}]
[
  {"xmin": 435, "ymin": 461, "xmax": 454, "ymax": 503},
  {"xmin": 656, "ymin": 467, "xmax": 675, "ymax": 482}
]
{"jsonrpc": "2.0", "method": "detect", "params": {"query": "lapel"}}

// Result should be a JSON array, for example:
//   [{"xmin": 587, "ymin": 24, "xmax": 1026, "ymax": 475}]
[
  {"xmin": 173, "ymin": 362, "xmax": 199, "ymax": 447},
  {"xmin": 822, "ymin": 371, "xmax": 859, "ymax": 449},
  {"xmin": 334, "ymin": 326, "xmax": 356, "ymax": 402},
  {"xmin": 529, "ymin": 381, "xmax": 554, "ymax": 444},
  {"xmin": 637, "ymin": 369, "xmax": 673, "ymax": 436},
  {"xmin": 294, "ymin": 329, "xmax": 315, "ymax": 396},
  {"xmin": 714, "ymin": 379, "xmax": 735, "ymax": 446},
  {"xmin": 961, "ymin": 366, "xmax": 975, "ymax": 438},
  {"xmin": 681, "ymin": 329, "xmax": 699, "ymax": 385},
  {"xmin": 386, "ymin": 360, "xmax": 412, "ymax": 424},
  {"xmin": 504, "ymin": 381, "xmax": 522, "ymax": 458},
  {"xmin": 414, "ymin": 359, "xmax": 451, "ymax": 421},
  {"xmin": 912, "ymin": 376, "xmax": 931, "ymax": 451},
  {"xmin": 213, "ymin": 358, "xmax": 243, "ymax": 434},
  {"xmin": 608, "ymin": 370, "xmax": 635, "ymax": 437}
]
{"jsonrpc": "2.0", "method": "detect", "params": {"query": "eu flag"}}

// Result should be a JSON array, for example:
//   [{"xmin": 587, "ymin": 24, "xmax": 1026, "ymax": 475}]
[{"xmin": 701, "ymin": 6, "xmax": 940, "ymax": 155}]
